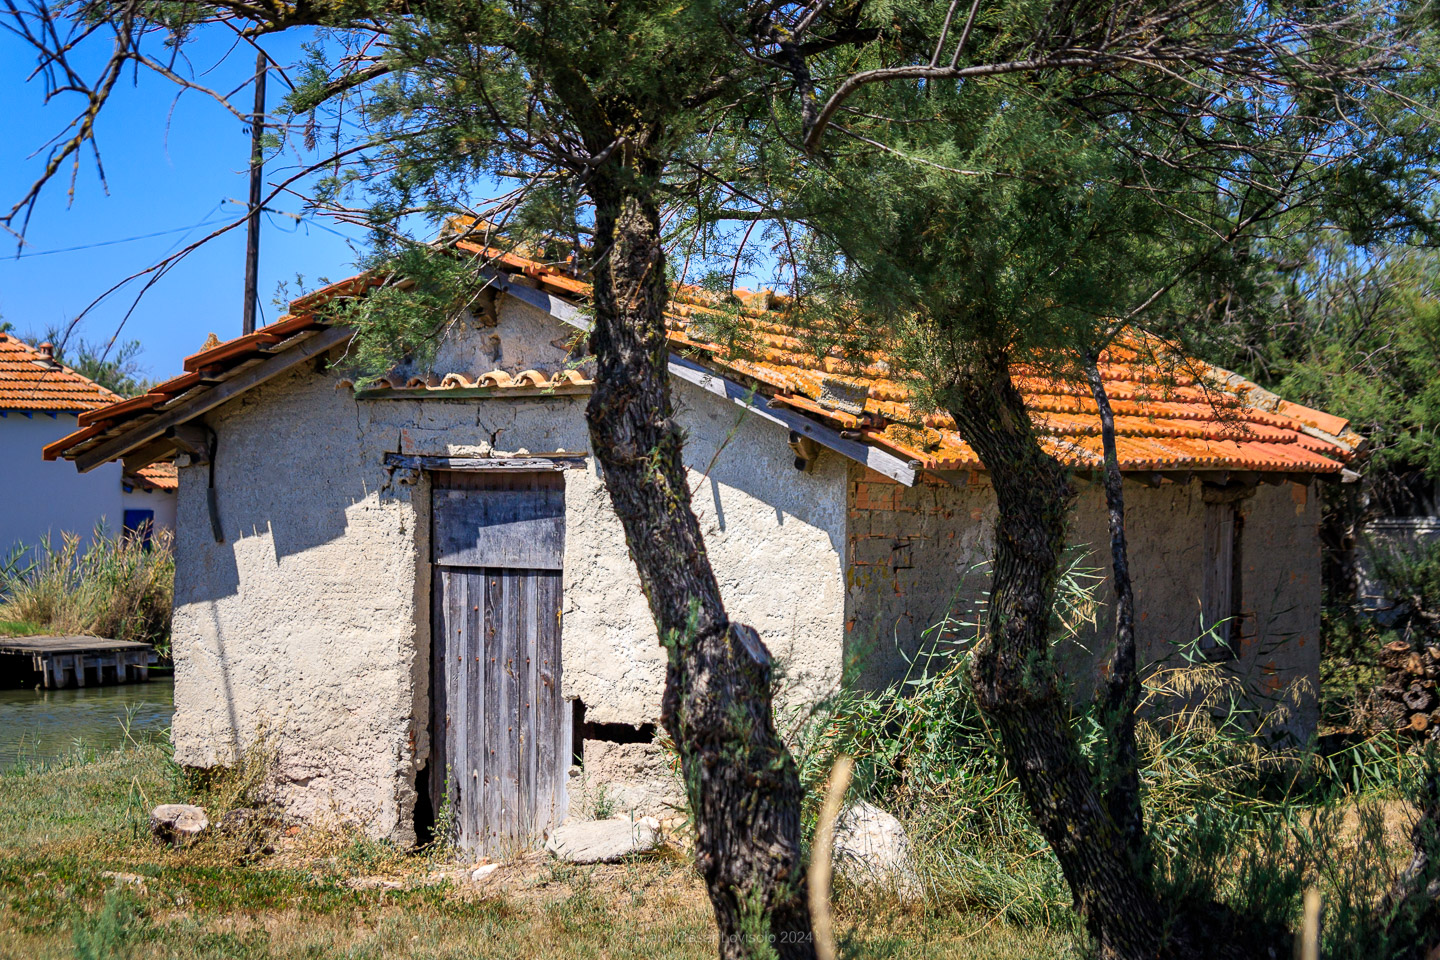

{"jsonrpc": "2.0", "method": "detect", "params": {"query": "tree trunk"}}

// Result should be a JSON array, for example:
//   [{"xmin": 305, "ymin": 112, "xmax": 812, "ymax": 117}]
[
  {"xmin": 942, "ymin": 344, "xmax": 1167, "ymax": 960},
  {"xmin": 584, "ymin": 178, "xmax": 814, "ymax": 959},
  {"xmin": 1083, "ymin": 353, "xmax": 1146, "ymax": 856}
]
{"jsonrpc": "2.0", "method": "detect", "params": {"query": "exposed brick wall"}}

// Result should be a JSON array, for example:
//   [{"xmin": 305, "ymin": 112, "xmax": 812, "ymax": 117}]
[
  {"xmin": 843, "ymin": 463, "xmax": 1322, "ymax": 739},
  {"xmin": 844, "ymin": 465, "xmax": 995, "ymax": 688}
]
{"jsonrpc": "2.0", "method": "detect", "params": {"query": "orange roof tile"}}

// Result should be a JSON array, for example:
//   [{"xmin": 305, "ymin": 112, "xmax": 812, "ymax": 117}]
[
  {"xmin": 42, "ymin": 244, "xmax": 1360, "ymax": 478},
  {"xmin": 128, "ymin": 461, "xmax": 177, "ymax": 492},
  {"xmin": 0, "ymin": 334, "xmax": 122, "ymax": 413}
]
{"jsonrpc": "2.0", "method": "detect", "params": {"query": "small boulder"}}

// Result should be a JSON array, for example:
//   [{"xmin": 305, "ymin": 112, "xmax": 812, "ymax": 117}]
[
  {"xmin": 150, "ymin": 804, "xmax": 209, "ymax": 845},
  {"xmin": 345, "ymin": 876, "xmax": 404, "ymax": 891},
  {"xmin": 544, "ymin": 815, "xmax": 662, "ymax": 864},
  {"xmin": 100, "ymin": 871, "xmax": 149, "ymax": 895},
  {"xmin": 470, "ymin": 863, "xmax": 500, "ymax": 882},
  {"xmin": 833, "ymin": 800, "xmax": 921, "ymax": 902}
]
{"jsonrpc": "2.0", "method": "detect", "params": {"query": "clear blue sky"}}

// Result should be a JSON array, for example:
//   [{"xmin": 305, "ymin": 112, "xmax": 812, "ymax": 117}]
[{"xmin": 0, "ymin": 28, "xmax": 369, "ymax": 381}]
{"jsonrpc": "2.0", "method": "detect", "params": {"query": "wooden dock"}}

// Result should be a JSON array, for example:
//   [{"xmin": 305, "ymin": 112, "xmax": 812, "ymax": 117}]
[{"xmin": 0, "ymin": 636, "xmax": 156, "ymax": 688}]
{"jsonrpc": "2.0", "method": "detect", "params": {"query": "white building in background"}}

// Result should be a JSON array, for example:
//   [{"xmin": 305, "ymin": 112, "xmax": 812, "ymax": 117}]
[{"xmin": 0, "ymin": 333, "xmax": 174, "ymax": 560}]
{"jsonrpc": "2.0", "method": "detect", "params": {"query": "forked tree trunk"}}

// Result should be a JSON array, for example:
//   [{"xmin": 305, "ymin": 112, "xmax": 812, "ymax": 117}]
[
  {"xmin": 1083, "ymin": 353, "xmax": 1146, "ymax": 855},
  {"xmin": 584, "ymin": 178, "xmax": 814, "ymax": 959},
  {"xmin": 942, "ymin": 344, "xmax": 1168, "ymax": 960}
]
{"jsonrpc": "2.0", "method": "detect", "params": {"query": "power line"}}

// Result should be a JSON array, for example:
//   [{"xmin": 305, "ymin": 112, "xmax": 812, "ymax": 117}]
[{"xmin": 11, "ymin": 218, "xmax": 234, "ymax": 259}]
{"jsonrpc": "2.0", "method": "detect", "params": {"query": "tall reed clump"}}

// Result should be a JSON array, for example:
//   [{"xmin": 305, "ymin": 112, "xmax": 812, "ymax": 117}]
[
  {"xmin": 801, "ymin": 560, "xmax": 1439, "ymax": 958},
  {"xmin": 0, "ymin": 526, "xmax": 174, "ymax": 647}
]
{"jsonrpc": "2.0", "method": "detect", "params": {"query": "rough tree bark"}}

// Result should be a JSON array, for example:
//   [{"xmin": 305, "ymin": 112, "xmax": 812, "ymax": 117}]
[
  {"xmin": 941, "ymin": 344, "xmax": 1167, "ymax": 959},
  {"xmin": 942, "ymin": 343, "xmax": 1291, "ymax": 960},
  {"xmin": 1084, "ymin": 353, "xmax": 1146, "ymax": 856},
  {"xmin": 583, "ymin": 172, "xmax": 814, "ymax": 960}
]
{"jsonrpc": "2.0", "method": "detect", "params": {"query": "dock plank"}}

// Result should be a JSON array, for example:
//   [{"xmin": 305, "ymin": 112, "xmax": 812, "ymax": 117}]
[{"xmin": 0, "ymin": 636, "xmax": 153, "ymax": 656}]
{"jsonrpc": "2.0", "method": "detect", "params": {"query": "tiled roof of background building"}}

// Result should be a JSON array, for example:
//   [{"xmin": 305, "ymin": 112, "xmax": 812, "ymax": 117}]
[
  {"xmin": 0, "ymin": 334, "xmax": 121, "ymax": 413},
  {"xmin": 128, "ymin": 462, "xmax": 178, "ymax": 492}
]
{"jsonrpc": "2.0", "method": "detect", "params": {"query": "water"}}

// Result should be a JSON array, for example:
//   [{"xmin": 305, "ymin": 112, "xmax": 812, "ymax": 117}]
[{"xmin": 0, "ymin": 678, "xmax": 174, "ymax": 768}]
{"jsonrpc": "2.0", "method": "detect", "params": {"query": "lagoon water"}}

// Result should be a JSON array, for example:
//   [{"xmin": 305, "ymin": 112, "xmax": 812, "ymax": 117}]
[{"xmin": 0, "ymin": 678, "xmax": 174, "ymax": 767}]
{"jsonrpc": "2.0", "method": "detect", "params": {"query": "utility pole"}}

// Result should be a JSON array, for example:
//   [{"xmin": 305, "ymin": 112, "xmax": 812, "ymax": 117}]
[{"xmin": 242, "ymin": 50, "xmax": 267, "ymax": 336}]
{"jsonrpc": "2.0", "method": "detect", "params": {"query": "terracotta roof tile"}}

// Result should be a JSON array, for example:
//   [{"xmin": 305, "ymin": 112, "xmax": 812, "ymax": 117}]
[
  {"xmin": 42, "ymin": 243, "xmax": 1359, "ymax": 478},
  {"xmin": 338, "ymin": 368, "xmax": 595, "ymax": 395},
  {"xmin": 128, "ymin": 461, "xmax": 178, "ymax": 492},
  {"xmin": 0, "ymin": 334, "xmax": 122, "ymax": 412}
]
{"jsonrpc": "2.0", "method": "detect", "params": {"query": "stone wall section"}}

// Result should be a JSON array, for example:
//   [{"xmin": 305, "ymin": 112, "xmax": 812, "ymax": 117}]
[{"xmin": 844, "ymin": 464, "xmax": 1322, "ymax": 737}]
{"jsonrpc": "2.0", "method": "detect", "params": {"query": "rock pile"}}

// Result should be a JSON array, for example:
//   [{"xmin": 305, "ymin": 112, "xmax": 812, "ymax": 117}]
[{"xmin": 1372, "ymin": 639, "xmax": 1440, "ymax": 741}]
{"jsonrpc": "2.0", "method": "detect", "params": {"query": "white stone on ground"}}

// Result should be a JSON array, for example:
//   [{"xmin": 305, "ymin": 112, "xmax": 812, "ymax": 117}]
[
  {"xmin": 544, "ymin": 815, "xmax": 662, "ymax": 863},
  {"xmin": 149, "ymin": 804, "xmax": 209, "ymax": 845},
  {"xmin": 832, "ymin": 800, "xmax": 922, "ymax": 902},
  {"xmin": 100, "ymin": 871, "xmax": 149, "ymax": 894},
  {"xmin": 470, "ymin": 863, "xmax": 500, "ymax": 882}
]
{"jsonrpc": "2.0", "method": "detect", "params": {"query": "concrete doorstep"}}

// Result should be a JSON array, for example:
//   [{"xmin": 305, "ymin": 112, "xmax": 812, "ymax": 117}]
[{"xmin": 544, "ymin": 816, "xmax": 663, "ymax": 864}]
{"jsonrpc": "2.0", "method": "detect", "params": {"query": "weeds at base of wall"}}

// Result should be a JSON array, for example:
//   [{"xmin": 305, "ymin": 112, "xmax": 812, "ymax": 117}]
[{"xmin": 797, "ymin": 637, "xmax": 1439, "ymax": 958}]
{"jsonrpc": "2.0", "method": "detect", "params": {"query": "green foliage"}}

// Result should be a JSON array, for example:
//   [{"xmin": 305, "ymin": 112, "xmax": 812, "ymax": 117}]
[
  {"xmin": 0, "ymin": 528, "xmax": 174, "ymax": 647},
  {"xmin": 805, "ymin": 630, "xmax": 1436, "ymax": 954},
  {"xmin": 72, "ymin": 886, "xmax": 145, "ymax": 960},
  {"xmin": 1369, "ymin": 535, "xmax": 1440, "ymax": 638},
  {"xmin": 331, "ymin": 247, "xmax": 487, "ymax": 384},
  {"xmin": 590, "ymin": 781, "xmax": 617, "ymax": 821},
  {"xmin": 1203, "ymin": 242, "xmax": 1440, "ymax": 501},
  {"xmin": 25, "ymin": 327, "xmax": 154, "ymax": 398},
  {"xmin": 1373, "ymin": 537, "xmax": 1440, "ymax": 611}
]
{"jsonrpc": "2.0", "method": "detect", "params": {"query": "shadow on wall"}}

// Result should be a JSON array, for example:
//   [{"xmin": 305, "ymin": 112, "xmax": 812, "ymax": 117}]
[
  {"xmin": 677, "ymin": 384, "xmax": 848, "ymax": 561},
  {"xmin": 177, "ymin": 446, "xmax": 394, "ymax": 605}
]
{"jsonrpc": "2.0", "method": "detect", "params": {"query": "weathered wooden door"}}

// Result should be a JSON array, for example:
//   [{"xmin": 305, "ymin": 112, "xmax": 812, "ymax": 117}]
[{"xmin": 430, "ymin": 471, "xmax": 567, "ymax": 855}]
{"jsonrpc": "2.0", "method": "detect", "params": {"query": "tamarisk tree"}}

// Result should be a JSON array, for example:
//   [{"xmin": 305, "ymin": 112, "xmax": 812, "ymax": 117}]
[
  {"xmin": 2, "ymin": 1, "xmax": 878, "ymax": 954},
  {"xmin": 697, "ymin": 0, "xmax": 1440, "ymax": 956}
]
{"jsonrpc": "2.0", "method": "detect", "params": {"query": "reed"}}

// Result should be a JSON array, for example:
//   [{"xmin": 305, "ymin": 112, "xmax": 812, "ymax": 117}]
[{"xmin": 0, "ymin": 526, "xmax": 173, "ymax": 648}]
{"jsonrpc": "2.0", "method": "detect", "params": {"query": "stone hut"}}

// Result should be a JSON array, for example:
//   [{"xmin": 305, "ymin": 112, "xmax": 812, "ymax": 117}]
[{"xmin": 45, "ymin": 247, "xmax": 1360, "ymax": 852}]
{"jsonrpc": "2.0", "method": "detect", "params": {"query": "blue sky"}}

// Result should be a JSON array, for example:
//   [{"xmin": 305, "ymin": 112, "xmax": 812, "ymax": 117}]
[{"xmin": 0, "ymin": 28, "xmax": 369, "ymax": 380}]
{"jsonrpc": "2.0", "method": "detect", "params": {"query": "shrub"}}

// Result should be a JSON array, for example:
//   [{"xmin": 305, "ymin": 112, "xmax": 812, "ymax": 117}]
[
  {"xmin": 800, "ymin": 568, "xmax": 1437, "ymax": 956},
  {"xmin": 0, "ymin": 526, "xmax": 174, "ymax": 647}
]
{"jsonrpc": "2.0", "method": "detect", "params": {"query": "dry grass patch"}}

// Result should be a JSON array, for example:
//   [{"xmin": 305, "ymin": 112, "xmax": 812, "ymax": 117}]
[{"xmin": 0, "ymin": 742, "xmax": 1080, "ymax": 959}]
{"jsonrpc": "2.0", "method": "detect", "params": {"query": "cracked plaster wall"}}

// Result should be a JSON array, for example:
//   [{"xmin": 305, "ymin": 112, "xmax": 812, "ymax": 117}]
[{"xmin": 171, "ymin": 294, "xmax": 847, "ymax": 835}]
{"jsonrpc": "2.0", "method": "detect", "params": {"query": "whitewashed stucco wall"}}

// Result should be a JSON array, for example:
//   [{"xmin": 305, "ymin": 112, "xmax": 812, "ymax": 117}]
[
  {"xmin": 171, "ymin": 294, "xmax": 847, "ymax": 837},
  {"xmin": 1, "ymin": 412, "xmax": 126, "ymax": 555},
  {"xmin": 171, "ymin": 369, "xmax": 422, "ymax": 835}
]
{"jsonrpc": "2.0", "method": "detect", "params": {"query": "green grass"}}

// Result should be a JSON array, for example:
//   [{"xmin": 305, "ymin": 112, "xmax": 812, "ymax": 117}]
[
  {"xmin": 0, "ymin": 619, "xmax": 42, "ymax": 637},
  {"xmin": 0, "ymin": 742, "xmax": 1081, "ymax": 959}
]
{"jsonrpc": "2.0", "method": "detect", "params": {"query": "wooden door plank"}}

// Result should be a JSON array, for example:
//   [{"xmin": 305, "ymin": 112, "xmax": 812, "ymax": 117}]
[
  {"xmin": 429, "ymin": 569, "xmax": 448, "ymax": 848},
  {"xmin": 466, "ymin": 570, "xmax": 488, "ymax": 853},
  {"xmin": 450, "ymin": 571, "xmax": 472, "ymax": 850},
  {"xmin": 535, "ymin": 570, "xmax": 562, "ymax": 830},
  {"xmin": 432, "ymin": 489, "xmax": 565, "ymax": 569},
  {"xmin": 517, "ymin": 570, "xmax": 537, "ymax": 846},
  {"xmin": 482, "ymin": 570, "xmax": 505, "ymax": 855},
  {"xmin": 553, "ymin": 568, "xmax": 571, "ymax": 828},
  {"xmin": 500, "ymin": 569, "xmax": 522, "ymax": 849}
]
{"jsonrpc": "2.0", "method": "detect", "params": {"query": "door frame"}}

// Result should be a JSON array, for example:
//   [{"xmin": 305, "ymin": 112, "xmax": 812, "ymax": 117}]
[{"xmin": 422, "ymin": 463, "xmax": 575, "ymax": 854}]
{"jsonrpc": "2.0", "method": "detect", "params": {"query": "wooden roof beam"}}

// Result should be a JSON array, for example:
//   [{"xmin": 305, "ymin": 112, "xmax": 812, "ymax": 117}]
[{"xmin": 73, "ymin": 324, "xmax": 353, "ymax": 472}]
